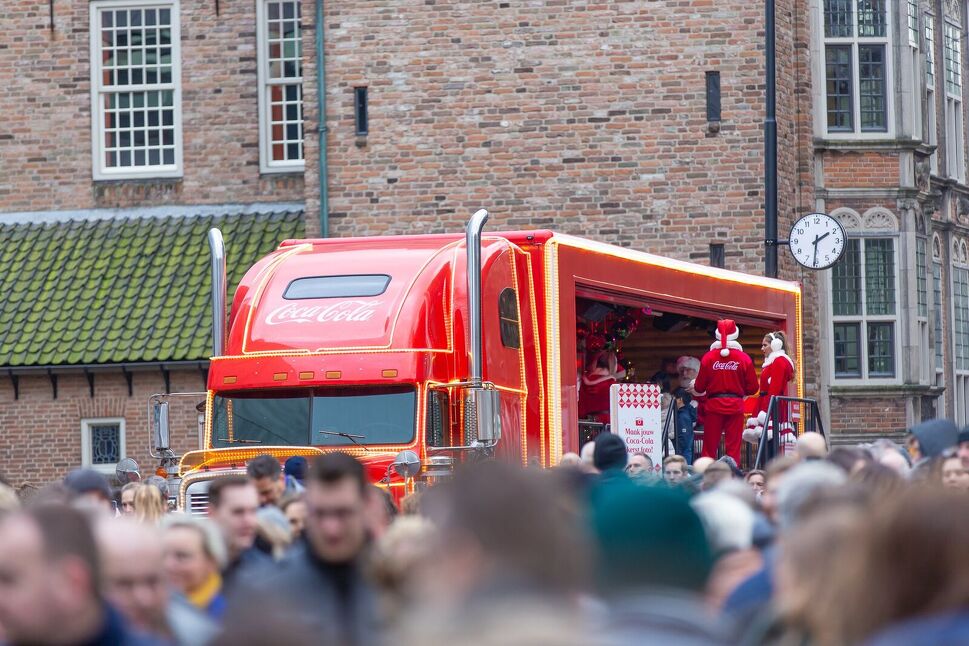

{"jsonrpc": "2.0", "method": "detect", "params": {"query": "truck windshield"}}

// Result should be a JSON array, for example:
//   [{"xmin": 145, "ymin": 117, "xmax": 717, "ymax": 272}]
[{"xmin": 211, "ymin": 385, "xmax": 416, "ymax": 448}]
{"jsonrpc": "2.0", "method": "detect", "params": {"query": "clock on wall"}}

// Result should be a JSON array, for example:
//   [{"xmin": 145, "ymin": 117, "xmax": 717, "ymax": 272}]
[{"xmin": 788, "ymin": 212, "xmax": 847, "ymax": 270}]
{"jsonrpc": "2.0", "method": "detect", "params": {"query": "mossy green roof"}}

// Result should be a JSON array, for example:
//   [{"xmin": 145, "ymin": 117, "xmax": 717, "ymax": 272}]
[{"xmin": 0, "ymin": 208, "xmax": 304, "ymax": 367}]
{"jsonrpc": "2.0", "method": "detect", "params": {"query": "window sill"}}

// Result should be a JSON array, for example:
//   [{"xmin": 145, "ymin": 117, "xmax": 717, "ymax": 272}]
[
  {"xmin": 259, "ymin": 164, "xmax": 305, "ymax": 176},
  {"xmin": 828, "ymin": 383, "xmax": 940, "ymax": 396},
  {"xmin": 814, "ymin": 137, "xmax": 926, "ymax": 152},
  {"xmin": 92, "ymin": 176, "xmax": 182, "ymax": 185}
]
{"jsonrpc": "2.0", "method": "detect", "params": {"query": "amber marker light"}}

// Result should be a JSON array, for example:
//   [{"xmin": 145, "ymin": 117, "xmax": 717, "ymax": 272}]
[
  {"xmin": 325, "ymin": 371, "xmax": 342, "ymax": 379},
  {"xmin": 299, "ymin": 371, "xmax": 314, "ymax": 380},
  {"xmin": 381, "ymin": 369, "xmax": 398, "ymax": 378},
  {"xmin": 222, "ymin": 376, "xmax": 237, "ymax": 385},
  {"xmin": 273, "ymin": 372, "xmax": 288, "ymax": 381}
]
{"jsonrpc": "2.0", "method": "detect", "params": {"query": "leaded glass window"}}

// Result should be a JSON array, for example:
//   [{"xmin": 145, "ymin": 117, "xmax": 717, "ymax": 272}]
[
  {"xmin": 935, "ymin": 262, "xmax": 944, "ymax": 365},
  {"xmin": 945, "ymin": 22, "xmax": 962, "ymax": 96},
  {"xmin": 917, "ymin": 237, "xmax": 928, "ymax": 318},
  {"xmin": 826, "ymin": 46, "xmax": 854, "ymax": 131},
  {"xmin": 926, "ymin": 15, "xmax": 936, "ymax": 88},
  {"xmin": 91, "ymin": 424, "xmax": 122, "ymax": 465},
  {"xmin": 833, "ymin": 239, "xmax": 862, "ymax": 315},
  {"xmin": 907, "ymin": 1, "xmax": 919, "ymax": 48},
  {"xmin": 955, "ymin": 267, "xmax": 969, "ymax": 371},
  {"xmin": 825, "ymin": 0, "xmax": 853, "ymax": 37}
]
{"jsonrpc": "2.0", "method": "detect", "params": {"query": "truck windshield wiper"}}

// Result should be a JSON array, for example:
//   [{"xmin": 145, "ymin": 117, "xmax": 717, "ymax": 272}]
[
  {"xmin": 319, "ymin": 430, "xmax": 370, "ymax": 451},
  {"xmin": 215, "ymin": 438, "xmax": 263, "ymax": 444}
]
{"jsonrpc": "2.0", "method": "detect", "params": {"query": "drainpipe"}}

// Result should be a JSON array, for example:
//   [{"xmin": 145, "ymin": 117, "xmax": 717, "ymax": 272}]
[{"xmin": 315, "ymin": 0, "xmax": 329, "ymax": 238}]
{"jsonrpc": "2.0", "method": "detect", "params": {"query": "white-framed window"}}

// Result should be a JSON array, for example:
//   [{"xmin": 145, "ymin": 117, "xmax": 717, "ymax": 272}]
[
  {"xmin": 917, "ymin": 235, "xmax": 931, "ymax": 382},
  {"xmin": 944, "ymin": 21, "xmax": 965, "ymax": 182},
  {"xmin": 81, "ymin": 418, "xmax": 127, "ymax": 474},
  {"xmin": 821, "ymin": 0, "xmax": 892, "ymax": 136},
  {"xmin": 926, "ymin": 13, "xmax": 939, "ymax": 173},
  {"xmin": 256, "ymin": 0, "xmax": 304, "ymax": 173},
  {"xmin": 829, "ymin": 208, "xmax": 900, "ymax": 382},
  {"xmin": 89, "ymin": 1, "xmax": 183, "ymax": 180},
  {"xmin": 952, "ymin": 239, "xmax": 969, "ymax": 424},
  {"xmin": 907, "ymin": 2, "xmax": 922, "ymax": 140}
]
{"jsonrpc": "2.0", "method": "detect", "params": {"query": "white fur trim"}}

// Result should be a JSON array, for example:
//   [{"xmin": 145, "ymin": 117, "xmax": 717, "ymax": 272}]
[
  {"xmin": 742, "ymin": 428, "xmax": 761, "ymax": 444},
  {"xmin": 762, "ymin": 349, "xmax": 794, "ymax": 369},
  {"xmin": 756, "ymin": 411, "xmax": 767, "ymax": 425},
  {"xmin": 710, "ymin": 339, "xmax": 744, "ymax": 354}
]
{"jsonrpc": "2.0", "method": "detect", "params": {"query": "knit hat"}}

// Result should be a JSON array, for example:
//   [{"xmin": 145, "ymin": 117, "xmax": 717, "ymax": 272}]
[
  {"xmin": 589, "ymin": 480, "xmax": 713, "ymax": 594},
  {"xmin": 594, "ymin": 432, "xmax": 628, "ymax": 472},
  {"xmin": 64, "ymin": 468, "xmax": 112, "ymax": 502},
  {"xmin": 909, "ymin": 419, "xmax": 959, "ymax": 459},
  {"xmin": 284, "ymin": 456, "xmax": 308, "ymax": 484},
  {"xmin": 959, "ymin": 428, "xmax": 969, "ymax": 446}
]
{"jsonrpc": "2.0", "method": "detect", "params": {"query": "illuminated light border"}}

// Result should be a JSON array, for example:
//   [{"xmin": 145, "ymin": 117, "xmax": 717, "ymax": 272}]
[
  {"xmin": 240, "ymin": 240, "xmax": 462, "ymax": 357},
  {"xmin": 506, "ymin": 245, "xmax": 529, "ymax": 466},
  {"xmin": 521, "ymin": 250, "xmax": 547, "ymax": 468},
  {"xmin": 552, "ymin": 235, "xmax": 802, "ymax": 294},
  {"xmin": 544, "ymin": 242, "xmax": 562, "ymax": 465}
]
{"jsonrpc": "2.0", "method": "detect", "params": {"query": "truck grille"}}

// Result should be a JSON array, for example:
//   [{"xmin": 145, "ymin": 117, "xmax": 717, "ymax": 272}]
[{"xmin": 188, "ymin": 492, "xmax": 209, "ymax": 515}]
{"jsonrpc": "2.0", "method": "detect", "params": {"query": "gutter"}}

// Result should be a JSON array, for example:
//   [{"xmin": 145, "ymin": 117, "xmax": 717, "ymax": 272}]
[
  {"xmin": 2, "ymin": 360, "xmax": 210, "ymax": 375},
  {"xmin": 316, "ymin": 0, "xmax": 329, "ymax": 238}
]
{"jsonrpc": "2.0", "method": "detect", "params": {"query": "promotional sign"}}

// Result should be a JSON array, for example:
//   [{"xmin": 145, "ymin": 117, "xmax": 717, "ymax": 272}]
[{"xmin": 610, "ymin": 383, "xmax": 663, "ymax": 473}]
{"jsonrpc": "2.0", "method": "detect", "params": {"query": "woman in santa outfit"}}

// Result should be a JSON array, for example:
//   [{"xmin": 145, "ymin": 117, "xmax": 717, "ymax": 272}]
[{"xmin": 743, "ymin": 331, "xmax": 796, "ymax": 445}]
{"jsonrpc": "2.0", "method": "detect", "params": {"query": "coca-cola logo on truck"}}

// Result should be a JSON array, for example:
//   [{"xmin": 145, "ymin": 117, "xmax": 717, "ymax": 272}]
[
  {"xmin": 712, "ymin": 360, "xmax": 741, "ymax": 371},
  {"xmin": 265, "ymin": 300, "xmax": 382, "ymax": 325}
]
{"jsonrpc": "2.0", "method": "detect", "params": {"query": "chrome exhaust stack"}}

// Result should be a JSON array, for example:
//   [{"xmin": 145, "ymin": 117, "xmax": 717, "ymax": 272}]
[{"xmin": 208, "ymin": 228, "xmax": 227, "ymax": 357}]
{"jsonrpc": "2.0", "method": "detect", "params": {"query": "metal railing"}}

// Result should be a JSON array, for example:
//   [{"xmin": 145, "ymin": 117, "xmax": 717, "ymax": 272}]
[{"xmin": 752, "ymin": 396, "xmax": 826, "ymax": 470}]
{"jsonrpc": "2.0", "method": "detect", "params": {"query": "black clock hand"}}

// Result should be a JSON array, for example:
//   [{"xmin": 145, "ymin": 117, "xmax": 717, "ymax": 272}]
[
  {"xmin": 813, "ymin": 236, "xmax": 820, "ymax": 266},
  {"xmin": 816, "ymin": 231, "xmax": 831, "ymax": 244}
]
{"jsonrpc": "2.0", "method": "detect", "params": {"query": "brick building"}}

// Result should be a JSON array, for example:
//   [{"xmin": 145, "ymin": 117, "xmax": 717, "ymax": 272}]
[{"xmin": 4, "ymin": 0, "xmax": 964, "ymax": 485}]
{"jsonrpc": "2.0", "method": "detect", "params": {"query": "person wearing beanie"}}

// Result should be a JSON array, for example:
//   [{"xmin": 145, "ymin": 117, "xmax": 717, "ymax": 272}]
[
  {"xmin": 588, "ymin": 480, "xmax": 731, "ymax": 644},
  {"xmin": 63, "ymin": 468, "xmax": 114, "ymax": 515},
  {"xmin": 593, "ymin": 432, "xmax": 628, "ymax": 474},
  {"xmin": 907, "ymin": 419, "xmax": 959, "ymax": 463},
  {"xmin": 690, "ymin": 319, "xmax": 758, "ymax": 464}
]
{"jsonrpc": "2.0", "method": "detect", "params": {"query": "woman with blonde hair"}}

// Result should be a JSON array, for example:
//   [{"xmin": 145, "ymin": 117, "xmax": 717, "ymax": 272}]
[{"xmin": 134, "ymin": 482, "xmax": 166, "ymax": 524}]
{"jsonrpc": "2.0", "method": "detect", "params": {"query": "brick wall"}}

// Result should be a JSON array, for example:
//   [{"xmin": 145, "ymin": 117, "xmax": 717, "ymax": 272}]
[
  {"xmin": 828, "ymin": 396, "xmax": 908, "ymax": 435},
  {"xmin": 822, "ymin": 152, "xmax": 900, "ymax": 189},
  {"xmin": 0, "ymin": 0, "xmax": 303, "ymax": 213},
  {"xmin": 0, "ymin": 370, "xmax": 206, "ymax": 488}
]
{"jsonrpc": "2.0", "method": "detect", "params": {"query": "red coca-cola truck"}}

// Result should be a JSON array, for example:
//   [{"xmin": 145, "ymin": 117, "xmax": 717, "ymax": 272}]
[{"xmin": 151, "ymin": 211, "xmax": 803, "ymax": 511}]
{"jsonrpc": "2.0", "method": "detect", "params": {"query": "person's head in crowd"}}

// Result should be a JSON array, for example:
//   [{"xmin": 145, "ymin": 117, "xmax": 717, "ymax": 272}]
[
  {"xmin": 246, "ymin": 454, "xmax": 286, "ymax": 508},
  {"xmin": 795, "ymin": 432, "xmax": 827, "ymax": 461},
  {"xmin": 775, "ymin": 507, "xmax": 860, "ymax": 643},
  {"xmin": 367, "ymin": 485, "xmax": 398, "ymax": 541},
  {"xmin": 304, "ymin": 453, "xmax": 370, "ymax": 565},
  {"xmin": 280, "ymin": 494, "xmax": 307, "ymax": 539},
  {"xmin": 593, "ymin": 432, "xmax": 628, "ymax": 474},
  {"xmin": 255, "ymin": 506, "xmax": 293, "ymax": 560},
  {"xmin": 590, "ymin": 480, "xmax": 711, "ymax": 595},
  {"xmin": 869, "ymin": 438, "xmax": 911, "ymax": 477},
  {"xmin": 691, "ymin": 490, "xmax": 755, "ymax": 556},
  {"xmin": 284, "ymin": 456, "xmax": 308, "ymax": 487},
  {"xmin": 760, "ymin": 330, "xmax": 789, "ymax": 357},
  {"xmin": 663, "ymin": 455, "xmax": 688, "ymax": 483},
  {"xmin": 957, "ymin": 428, "xmax": 969, "ymax": 469},
  {"xmin": 558, "ymin": 452, "xmax": 581, "ymax": 468},
  {"xmin": 207, "ymin": 475, "xmax": 260, "ymax": 561},
  {"xmin": 369, "ymin": 516, "xmax": 437, "ymax": 622},
  {"xmin": 676, "ymin": 356, "xmax": 700, "ymax": 382},
  {"xmin": 701, "ymin": 461, "xmax": 732, "ymax": 491},
  {"xmin": 421, "ymin": 461, "xmax": 589, "ymax": 608},
  {"xmin": 745, "ymin": 469, "xmax": 767, "ymax": 496},
  {"xmin": 718, "ymin": 455, "xmax": 743, "ymax": 478},
  {"xmin": 906, "ymin": 418, "xmax": 959, "ymax": 462},
  {"xmin": 850, "ymin": 462, "xmax": 906, "ymax": 500},
  {"xmin": 63, "ymin": 468, "xmax": 114, "ymax": 515},
  {"xmin": 0, "ymin": 506, "xmax": 119, "ymax": 644},
  {"xmin": 625, "ymin": 452, "xmax": 653, "ymax": 479},
  {"xmin": 134, "ymin": 481, "xmax": 167, "ymax": 525},
  {"xmin": 941, "ymin": 450, "xmax": 969, "ymax": 491},
  {"xmin": 822, "ymin": 488, "xmax": 969, "ymax": 644},
  {"xmin": 401, "ymin": 490, "xmax": 423, "ymax": 516},
  {"xmin": 580, "ymin": 441, "xmax": 598, "ymax": 474},
  {"xmin": 96, "ymin": 517, "xmax": 171, "ymax": 638},
  {"xmin": 774, "ymin": 461, "xmax": 847, "ymax": 530},
  {"xmin": 120, "ymin": 482, "xmax": 141, "ymax": 517},
  {"xmin": 826, "ymin": 446, "xmax": 873, "ymax": 474},
  {"xmin": 760, "ymin": 454, "xmax": 800, "ymax": 524},
  {"xmin": 161, "ymin": 514, "xmax": 227, "ymax": 611},
  {"xmin": 144, "ymin": 475, "xmax": 169, "ymax": 500},
  {"xmin": 692, "ymin": 456, "xmax": 714, "ymax": 475}
]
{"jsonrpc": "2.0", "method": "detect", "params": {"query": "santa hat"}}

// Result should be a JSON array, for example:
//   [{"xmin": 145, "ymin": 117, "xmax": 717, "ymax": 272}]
[{"xmin": 715, "ymin": 319, "xmax": 740, "ymax": 357}]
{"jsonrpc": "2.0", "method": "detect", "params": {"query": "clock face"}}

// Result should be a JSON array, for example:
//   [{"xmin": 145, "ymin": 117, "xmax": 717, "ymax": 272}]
[{"xmin": 788, "ymin": 213, "xmax": 846, "ymax": 270}]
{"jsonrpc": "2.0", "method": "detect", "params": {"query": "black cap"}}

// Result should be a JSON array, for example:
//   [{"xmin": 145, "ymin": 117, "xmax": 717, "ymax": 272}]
[
  {"xmin": 64, "ymin": 468, "xmax": 112, "ymax": 501},
  {"xmin": 594, "ymin": 432, "xmax": 628, "ymax": 472}
]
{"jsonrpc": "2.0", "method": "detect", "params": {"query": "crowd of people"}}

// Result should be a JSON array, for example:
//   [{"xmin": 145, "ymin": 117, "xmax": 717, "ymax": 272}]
[{"xmin": 1, "ymin": 416, "xmax": 969, "ymax": 645}]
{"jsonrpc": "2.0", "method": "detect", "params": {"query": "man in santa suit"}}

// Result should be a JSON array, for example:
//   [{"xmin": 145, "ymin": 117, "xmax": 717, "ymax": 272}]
[{"xmin": 690, "ymin": 319, "xmax": 758, "ymax": 463}]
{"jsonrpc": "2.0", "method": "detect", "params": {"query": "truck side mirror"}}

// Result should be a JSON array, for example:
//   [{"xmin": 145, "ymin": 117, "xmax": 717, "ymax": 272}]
[
  {"xmin": 153, "ymin": 401, "xmax": 171, "ymax": 451},
  {"xmin": 392, "ymin": 450, "xmax": 422, "ymax": 479},
  {"xmin": 464, "ymin": 388, "xmax": 502, "ymax": 444}
]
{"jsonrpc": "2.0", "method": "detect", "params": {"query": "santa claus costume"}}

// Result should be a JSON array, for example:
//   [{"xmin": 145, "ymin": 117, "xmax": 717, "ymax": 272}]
[
  {"xmin": 691, "ymin": 319, "xmax": 758, "ymax": 463},
  {"xmin": 743, "ymin": 332, "xmax": 796, "ymax": 444},
  {"xmin": 578, "ymin": 351, "xmax": 626, "ymax": 424}
]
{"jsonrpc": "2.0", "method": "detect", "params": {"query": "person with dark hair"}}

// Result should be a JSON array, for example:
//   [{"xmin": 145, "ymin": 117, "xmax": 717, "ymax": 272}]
[
  {"xmin": 207, "ymin": 475, "xmax": 269, "ymax": 591},
  {"xmin": 0, "ymin": 505, "xmax": 155, "ymax": 645},
  {"xmin": 246, "ymin": 454, "xmax": 287, "ymax": 508},
  {"xmin": 228, "ymin": 453, "xmax": 377, "ymax": 645},
  {"xmin": 593, "ymin": 431, "xmax": 628, "ymax": 475},
  {"xmin": 63, "ymin": 468, "xmax": 114, "ymax": 516},
  {"xmin": 366, "ymin": 485, "xmax": 398, "ymax": 541}
]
